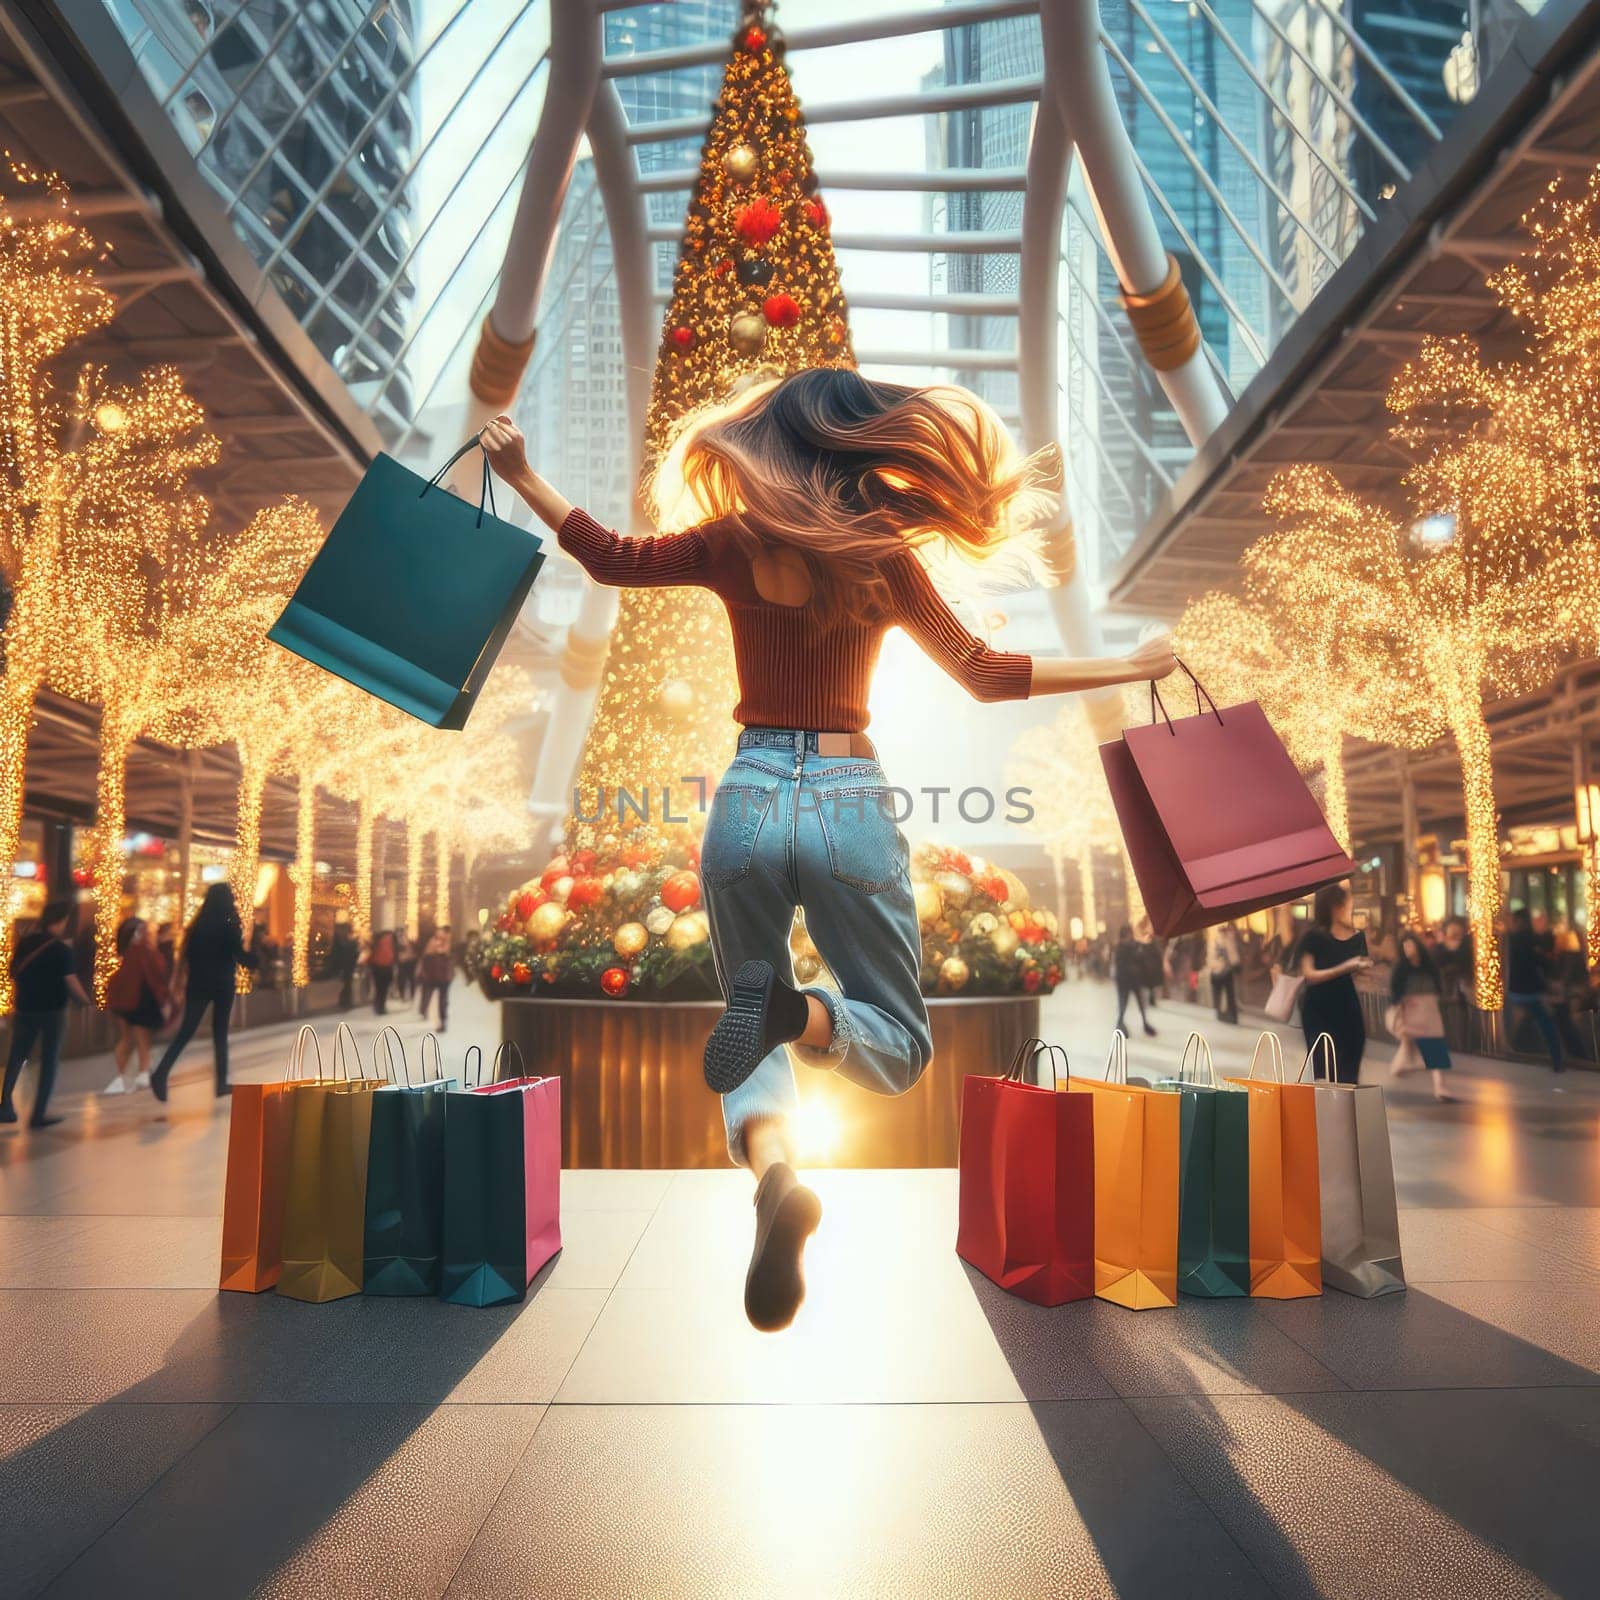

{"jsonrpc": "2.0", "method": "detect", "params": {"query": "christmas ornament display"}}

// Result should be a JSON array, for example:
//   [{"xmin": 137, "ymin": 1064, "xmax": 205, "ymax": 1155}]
[
  {"xmin": 723, "ymin": 143, "xmax": 758, "ymax": 183},
  {"xmin": 601, "ymin": 966, "xmax": 629, "ymax": 997},
  {"xmin": 613, "ymin": 921, "xmax": 648, "ymax": 958},
  {"xmin": 729, "ymin": 311, "xmax": 767, "ymax": 356}
]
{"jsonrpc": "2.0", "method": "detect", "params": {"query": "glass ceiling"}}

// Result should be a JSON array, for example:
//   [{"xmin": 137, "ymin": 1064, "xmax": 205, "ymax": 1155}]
[{"xmin": 101, "ymin": 0, "xmax": 1507, "ymax": 613}]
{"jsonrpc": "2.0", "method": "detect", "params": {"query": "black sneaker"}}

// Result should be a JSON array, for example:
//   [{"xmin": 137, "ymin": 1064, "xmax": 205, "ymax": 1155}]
[
  {"xmin": 27, "ymin": 1114, "xmax": 64, "ymax": 1130},
  {"xmin": 744, "ymin": 1161, "xmax": 822, "ymax": 1332},
  {"xmin": 0, "ymin": 1102, "xmax": 17, "ymax": 1125},
  {"xmin": 703, "ymin": 959, "xmax": 810, "ymax": 1095}
]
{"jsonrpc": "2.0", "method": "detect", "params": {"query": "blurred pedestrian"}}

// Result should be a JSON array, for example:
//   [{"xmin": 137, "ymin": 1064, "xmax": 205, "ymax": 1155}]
[
  {"xmin": 1208, "ymin": 923, "xmax": 1242, "ymax": 1025},
  {"xmin": 2, "ymin": 900, "xmax": 89, "ymax": 1128},
  {"xmin": 365, "ymin": 927, "xmax": 396, "ymax": 1016},
  {"xmin": 1505, "ymin": 907, "xmax": 1563, "ymax": 1073},
  {"xmin": 150, "ymin": 883, "xmax": 259, "ymax": 1103},
  {"xmin": 1387, "ymin": 932, "xmax": 1455, "ymax": 1102},
  {"xmin": 419, "ymin": 924, "xmax": 453, "ymax": 1030},
  {"xmin": 103, "ymin": 915, "xmax": 172, "ymax": 1096},
  {"xmin": 1114, "ymin": 923, "xmax": 1156, "ymax": 1037}
]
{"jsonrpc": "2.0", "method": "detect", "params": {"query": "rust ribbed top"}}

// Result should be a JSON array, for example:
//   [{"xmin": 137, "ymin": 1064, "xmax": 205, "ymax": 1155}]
[{"xmin": 559, "ymin": 508, "xmax": 1033, "ymax": 733}]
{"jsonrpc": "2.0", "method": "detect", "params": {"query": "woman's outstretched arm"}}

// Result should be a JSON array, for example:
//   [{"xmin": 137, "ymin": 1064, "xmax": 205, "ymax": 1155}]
[
  {"xmin": 482, "ymin": 414, "xmax": 711, "ymax": 589},
  {"xmin": 886, "ymin": 550, "xmax": 1177, "ymax": 700}
]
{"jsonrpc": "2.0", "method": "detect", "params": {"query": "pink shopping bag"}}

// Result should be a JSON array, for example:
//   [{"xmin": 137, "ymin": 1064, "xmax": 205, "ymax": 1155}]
[{"xmin": 1101, "ymin": 666, "xmax": 1352, "ymax": 937}]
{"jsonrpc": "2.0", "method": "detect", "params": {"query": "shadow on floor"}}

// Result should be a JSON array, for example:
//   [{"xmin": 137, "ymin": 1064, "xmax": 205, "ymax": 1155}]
[{"xmin": 965, "ymin": 1265, "xmax": 1598, "ymax": 1598}]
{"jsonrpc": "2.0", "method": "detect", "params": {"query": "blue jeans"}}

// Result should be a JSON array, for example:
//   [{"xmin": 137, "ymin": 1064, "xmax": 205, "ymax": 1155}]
[{"xmin": 701, "ymin": 729, "xmax": 932, "ymax": 1163}]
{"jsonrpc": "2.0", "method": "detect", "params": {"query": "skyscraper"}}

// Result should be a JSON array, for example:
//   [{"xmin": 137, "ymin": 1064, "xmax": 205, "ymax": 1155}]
[{"xmin": 106, "ymin": 0, "xmax": 421, "ymax": 431}]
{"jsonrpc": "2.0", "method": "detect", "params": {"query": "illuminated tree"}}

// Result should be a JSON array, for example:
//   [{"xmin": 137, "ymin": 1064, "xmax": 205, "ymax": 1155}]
[
  {"xmin": 1260, "ymin": 464, "xmax": 1578, "ymax": 1009},
  {"xmin": 568, "ymin": 4, "xmax": 853, "ymax": 843},
  {"xmin": 1173, "ymin": 584, "xmax": 1438, "ymax": 854},
  {"xmin": 0, "ymin": 168, "xmax": 118, "ymax": 1005}
]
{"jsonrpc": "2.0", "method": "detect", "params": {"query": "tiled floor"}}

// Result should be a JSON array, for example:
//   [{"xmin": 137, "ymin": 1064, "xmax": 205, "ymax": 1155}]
[{"xmin": 1, "ymin": 981, "xmax": 1596, "ymax": 1597}]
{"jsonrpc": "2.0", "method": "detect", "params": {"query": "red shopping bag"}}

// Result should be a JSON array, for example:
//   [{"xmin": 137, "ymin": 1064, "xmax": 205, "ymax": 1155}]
[
  {"xmin": 1101, "ymin": 667, "xmax": 1352, "ymax": 937},
  {"xmin": 957, "ymin": 1037, "xmax": 1093, "ymax": 1306}
]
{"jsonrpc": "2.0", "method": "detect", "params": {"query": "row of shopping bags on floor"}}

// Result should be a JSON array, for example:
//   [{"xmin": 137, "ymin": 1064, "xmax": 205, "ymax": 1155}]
[
  {"xmin": 957, "ymin": 1029, "xmax": 1405, "ymax": 1309},
  {"xmin": 219, "ymin": 1025, "xmax": 561, "ymax": 1307}
]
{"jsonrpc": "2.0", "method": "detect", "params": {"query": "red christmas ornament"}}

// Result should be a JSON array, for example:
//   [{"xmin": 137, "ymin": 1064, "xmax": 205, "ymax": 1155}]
[
  {"xmin": 601, "ymin": 966, "xmax": 629, "ymax": 997},
  {"xmin": 511, "ymin": 961, "xmax": 533, "ymax": 986},
  {"xmin": 670, "ymin": 325, "xmax": 696, "ymax": 351},
  {"xmin": 979, "ymin": 874, "xmax": 1008, "ymax": 904},
  {"xmin": 490, "ymin": 963, "xmax": 504, "ymax": 982},
  {"xmin": 1019, "ymin": 923, "xmax": 1046, "ymax": 946},
  {"xmin": 567, "ymin": 876, "xmax": 604, "ymax": 910},
  {"xmin": 1022, "ymin": 966, "xmax": 1042, "ymax": 994},
  {"xmin": 572, "ymin": 849, "xmax": 598, "ymax": 872},
  {"xmin": 804, "ymin": 197, "xmax": 828, "ymax": 229},
  {"xmin": 516, "ymin": 892, "xmax": 538, "ymax": 920},
  {"xmin": 661, "ymin": 869, "xmax": 702, "ymax": 913},
  {"xmin": 713, "ymin": 257, "xmax": 734, "ymax": 278},
  {"xmin": 494, "ymin": 912, "xmax": 514, "ymax": 932},
  {"xmin": 763, "ymin": 292, "xmax": 801, "ymax": 329},
  {"xmin": 1046, "ymin": 966, "xmax": 1062, "ymax": 987},
  {"xmin": 539, "ymin": 855, "xmax": 570, "ymax": 890},
  {"xmin": 743, "ymin": 25, "xmax": 767, "ymax": 51},
  {"xmin": 734, "ymin": 196, "xmax": 783, "ymax": 247}
]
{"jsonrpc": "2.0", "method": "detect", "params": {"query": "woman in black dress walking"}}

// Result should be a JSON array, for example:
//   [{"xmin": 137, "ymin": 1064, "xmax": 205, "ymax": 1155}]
[{"xmin": 1296, "ymin": 883, "xmax": 1371, "ymax": 1084}]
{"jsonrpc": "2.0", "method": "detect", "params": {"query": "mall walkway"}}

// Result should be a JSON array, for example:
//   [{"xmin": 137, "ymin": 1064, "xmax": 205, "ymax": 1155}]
[{"xmin": 0, "ymin": 981, "xmax": 1595, "ymax": 1597}]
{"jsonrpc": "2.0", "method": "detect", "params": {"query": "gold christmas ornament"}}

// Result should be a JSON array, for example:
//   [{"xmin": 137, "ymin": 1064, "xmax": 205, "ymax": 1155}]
[
  {"xmin": 723, "ymin": 143, "xmax": 758, "ymax": 184},
  {"xmin": 968, "ymin": 911, "xmax": 999, "ymax": 939},
  {"xmin": 613, "ymin": 921, "xmax": 648, "ymax": 958},
  {"xmin": 728, "ymin": 310, "xmax": 767, "ymax": 356},
  {"xmin": 527, "ymin": 901, "xmax": 569, "ymax": 946},
  {"xmin": 990, "ymin": 925, "xmax": 1020, "ymax": 959},
  {"xmin": 913, "ymin": 879, "xmax": 942, "ymax": 925},
  {"xmin": 666, "ymin": 909, "xmax": 710, "ymax": 950},
  {"xmin": 939, "ymin": 956, "xmax": 970, "ymax": 992}
]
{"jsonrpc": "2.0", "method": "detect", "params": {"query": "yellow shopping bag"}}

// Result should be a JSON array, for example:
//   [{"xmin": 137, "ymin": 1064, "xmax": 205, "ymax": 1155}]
[{"xmin": 1066, "ymin": 1033, "xmax": 1180, "ymax": 1309}]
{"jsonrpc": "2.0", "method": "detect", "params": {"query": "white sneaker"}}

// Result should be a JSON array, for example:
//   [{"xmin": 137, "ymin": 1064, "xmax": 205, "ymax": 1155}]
[
  {"xmin": 101, "ymin": 1074, "xmax": 128, "ymax": 1096},
  {"xmin": 133, "ymin": 1071, "xmax": 151, "ymax": 1090}
]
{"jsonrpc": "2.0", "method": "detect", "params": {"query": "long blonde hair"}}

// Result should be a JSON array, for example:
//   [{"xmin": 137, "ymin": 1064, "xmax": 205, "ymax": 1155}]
[{"xmin": 649, "ymin": 368, "xmax": 1066, "ymax": 623}]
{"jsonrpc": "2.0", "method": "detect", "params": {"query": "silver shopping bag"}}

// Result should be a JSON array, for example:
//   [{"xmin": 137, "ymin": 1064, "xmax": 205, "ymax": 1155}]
[{"xmin": 1301, "ymin": 1034, "xmax": 1405, "ymax": 1298}]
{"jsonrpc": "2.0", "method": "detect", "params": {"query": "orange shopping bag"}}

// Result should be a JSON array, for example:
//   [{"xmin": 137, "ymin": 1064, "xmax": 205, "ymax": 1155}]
[
  {"xmin": 219, "ymin": 1024, "xmax": 323, "ymax": 1293},
  {"xmin": 1226, "ymin": 1033, "xmax": 1322, "ymax": 1298},
  {"xmin": 1066, "ymin": 1032, "xmax": 1180, "ymax": 1309}
]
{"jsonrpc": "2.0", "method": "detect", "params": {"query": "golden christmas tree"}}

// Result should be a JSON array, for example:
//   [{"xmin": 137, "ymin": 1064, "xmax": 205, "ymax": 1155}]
[{"xmin": 569, "ymin": 2, "xmax": 853, "ymax": 837}]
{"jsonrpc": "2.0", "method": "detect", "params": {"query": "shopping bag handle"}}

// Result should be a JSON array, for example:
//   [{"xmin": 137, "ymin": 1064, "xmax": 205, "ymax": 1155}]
[
  {"xmin": 373, "ymin": 1025, "xmax": 409, "ymax": 1085},
  {"xmin": 1104, "ymin": 1029, "xmax": 1129, "ymax": 1084},
  {"xmin": 465, "ymin": 1043, "xmax": 484, "ymax": 1087},
  {"xmin": 1148, "ymin": 659, "xmax": 1224, "ymax": 735},
  {"xmin": 494, "ymin": 1040, "xmax": 527, "ymax": 1084},
  {"xmin": 1246, "ymin": 1031, "xmax": 1284, "ymax": 1082},
  {"xmin": 333, "ymin": 1021, "xmax": 361, "ymax": 1081},
  {"xmin": 289, "ymin": 1023, "xmax": 323, "ymax": 1082},
  {"xmin": 418, "ymin": 434, "xmax": 500, "ymax": 530},
  {"xmin": 1003, "ymin": 1035, "xmax": 1066, "ymax": 1089},
  {"xmin": 1178, "ymin": 1031, "xmax": 1218, "ymax": 1087},
  {"xmin": 1300, "ymin": 1032, "xmax": 1337, "ymax": 1083},
  {"xmin": 420, "ymin": 1032, "xmax": 445, "ymax": 1084}
]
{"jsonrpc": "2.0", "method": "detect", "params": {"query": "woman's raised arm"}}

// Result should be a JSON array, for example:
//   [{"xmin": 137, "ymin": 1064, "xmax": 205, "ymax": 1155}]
[{"xmin": 482, "ymin": 414, "xmax": 711, "ymax": 589}]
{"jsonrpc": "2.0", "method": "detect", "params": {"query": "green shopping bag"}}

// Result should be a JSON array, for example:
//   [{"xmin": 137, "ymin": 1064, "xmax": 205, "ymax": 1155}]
[
  {"xmin": 363, "ymin": 1029, "xmax": 453, "ymax": 1297},
  {"xmin": 1155, "ymin": 1032, "xmax": 1251, "ymax": 1299},
  {"xmin": 269, "ymin": 437, "xmax": 544, "ymax": 729}
]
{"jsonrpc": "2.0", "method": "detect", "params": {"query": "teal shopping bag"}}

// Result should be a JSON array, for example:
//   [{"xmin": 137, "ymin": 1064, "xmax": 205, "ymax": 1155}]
[
  {"xmin": 441, "ymin": 1043, "xmax": 562, "ymax": 1308},
  {"xmin": 270, "ymin": 438, "xmax": 544, "ymax": 729},
  {"xmin": 1156, "ymin": 1033, "xmax": 1251, "ymax": 1299},
  {"xmin": 363, "ymin": 1030, "xmax": 454, "ymax": 1297}
]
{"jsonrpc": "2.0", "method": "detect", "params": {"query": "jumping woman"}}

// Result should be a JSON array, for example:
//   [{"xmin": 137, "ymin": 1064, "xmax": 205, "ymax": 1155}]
[{"xmin": 483, "ymin": 369, "xmax": 1175, "ymax": 1332}]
